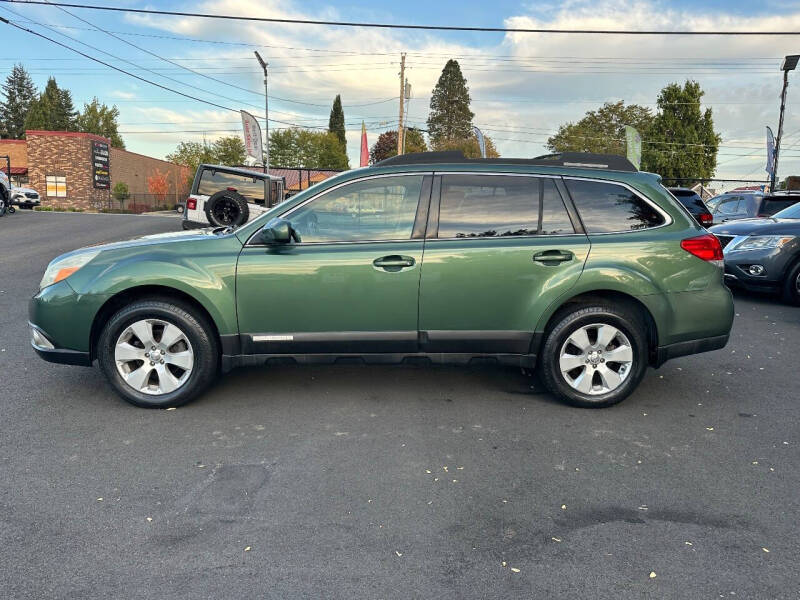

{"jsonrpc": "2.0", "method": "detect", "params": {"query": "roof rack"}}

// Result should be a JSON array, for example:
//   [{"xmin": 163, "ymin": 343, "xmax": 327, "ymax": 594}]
[{"xmin": 372, "ymin": 150, "xmax": 637, "ymax": 172}]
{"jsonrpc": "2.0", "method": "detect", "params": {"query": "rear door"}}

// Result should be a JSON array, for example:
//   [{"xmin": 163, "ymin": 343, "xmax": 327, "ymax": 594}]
[{"xmin": 418, "ymin": 173, "xmax": 590, "ymax": 354}]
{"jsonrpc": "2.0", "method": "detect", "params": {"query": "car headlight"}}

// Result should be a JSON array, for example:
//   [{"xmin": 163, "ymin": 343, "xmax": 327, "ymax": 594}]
[
  {"xmin": 39, "ymin": 250, "xmax": 101, "ymax": 290},
  {"xmin": 732, "ymin": 235, "xmax": 794, "ymax": 251}
]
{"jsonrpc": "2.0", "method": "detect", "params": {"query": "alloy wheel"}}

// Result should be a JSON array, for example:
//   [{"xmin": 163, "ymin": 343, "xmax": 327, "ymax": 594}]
[
  {"xmin": 114, "ymin": 318, "xmax": 194, "ymax": 395},
  {"xmin": 558, "ymin": 323, "xmax": 633, "ymax": 396}
]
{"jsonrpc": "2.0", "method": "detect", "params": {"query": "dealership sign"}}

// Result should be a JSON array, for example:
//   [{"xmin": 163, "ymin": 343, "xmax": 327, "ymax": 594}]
[{"xmin": 91, "ymin": 140, "xmax": 110, "ymax": 189}]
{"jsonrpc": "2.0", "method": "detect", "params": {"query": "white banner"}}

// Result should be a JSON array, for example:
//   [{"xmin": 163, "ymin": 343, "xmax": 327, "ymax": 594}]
[{"xmin": 240, "ymin": 110, "xmax": 263, "ymax": 161}]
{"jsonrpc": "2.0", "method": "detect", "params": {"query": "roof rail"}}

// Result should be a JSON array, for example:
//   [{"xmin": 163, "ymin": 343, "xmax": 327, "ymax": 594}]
[{"xmin": 372, "ymin": 150, "xmax": 637, "ymax": 172}]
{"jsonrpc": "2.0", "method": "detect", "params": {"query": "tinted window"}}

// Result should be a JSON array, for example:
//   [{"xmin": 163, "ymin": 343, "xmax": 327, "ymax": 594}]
[
  {"xmin": 565, "ymin": 180, "xmax": 664, "ymax": 233},
  {"xmin": 761, "ymin": 198, "xmax": 800, "ymax": 216},
  {"xmin": 772, "ymin": 202, "xmax": 800, "ymax": 219},
  {"xmin": 289, "ymin": 175, "xmax": 422, "ymax": 243},
  {"xmin": 438, "ymin": 175, "xmax": 539, "ymax": 238},
  {"xmin": 197, "ymin": 169, "xmax": 266, "ymax": 203},
  {"xmin": 541, "ymin": 180, "xmax": 575, "ymax": 234},
  {"xmin": 673, "ymin": 194, "xmax": 707, "ymax": 212}
]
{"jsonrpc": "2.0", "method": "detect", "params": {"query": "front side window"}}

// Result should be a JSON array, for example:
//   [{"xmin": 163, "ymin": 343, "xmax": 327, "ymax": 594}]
[
  {"xmin": 288, "ymin": 175, "xmax": 423, "ymax": 243},
  {"xmin": 197, "ymin": 169, "xmax": 266, "ymax": 203},
  {"xmin": 45, "ymin": 175, "xmax": 66, "ymax": 198},
  {"xmin": 566, "ymin": 179, "xmax": 664, "ymax": 233},
  {"xmin": 437, "ymin": 175, "xmax": 540, "ymax": 238}
]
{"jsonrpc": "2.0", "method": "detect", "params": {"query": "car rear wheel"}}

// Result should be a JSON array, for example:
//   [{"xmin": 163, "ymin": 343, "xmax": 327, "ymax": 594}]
[
  {"xmin": 782, "ymin": 260, "xmax": 800, "ymax": 306},
  {"xmin": 540, "ymin": 304, "xmax": 648, "ymax": 408},
  {"xmin": 97, "ymin": 298, "xmax": 219, "ymax": 408}
]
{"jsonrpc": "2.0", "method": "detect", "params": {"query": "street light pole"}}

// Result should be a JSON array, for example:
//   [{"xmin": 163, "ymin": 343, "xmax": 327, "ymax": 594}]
[
  {"xmin": 254, "ymin": 51, "xmax": 269, "ymax": 176},
  {"xmin": 771, "ymin": 55, "xmax": 799, "ymax": 192}
]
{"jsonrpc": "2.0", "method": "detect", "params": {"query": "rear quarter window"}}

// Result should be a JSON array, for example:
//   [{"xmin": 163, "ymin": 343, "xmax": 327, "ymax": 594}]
[{"xmin": 565, "ymin": 179, "xmax": 665, "ymax": 233}]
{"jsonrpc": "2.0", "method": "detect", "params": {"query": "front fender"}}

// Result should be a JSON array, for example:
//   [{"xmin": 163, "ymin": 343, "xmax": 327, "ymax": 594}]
[{"xmin": 67, "ymin": 239, "xmax": 241, "ymax": 336}]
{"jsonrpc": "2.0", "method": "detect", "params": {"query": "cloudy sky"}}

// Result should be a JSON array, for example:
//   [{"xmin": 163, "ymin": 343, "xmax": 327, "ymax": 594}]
[{"xmin": 4, "ymin": 0, "xmax": 800, "ymax": 187}]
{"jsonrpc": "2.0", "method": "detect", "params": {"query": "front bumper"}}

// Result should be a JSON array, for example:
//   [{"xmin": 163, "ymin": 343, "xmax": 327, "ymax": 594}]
[
  {"xmin": 29, "ymin": 322, "xmax": 91, "ymax": 366},
  {"xmin": 13, "ymin": 198, "xmax": 40, "ymax": 207}
]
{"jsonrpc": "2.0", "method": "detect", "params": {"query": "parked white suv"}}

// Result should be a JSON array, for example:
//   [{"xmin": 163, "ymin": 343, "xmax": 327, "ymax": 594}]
[{"xmin": 182, "ymin": 164, "xmax": 285, "ymax": 229}]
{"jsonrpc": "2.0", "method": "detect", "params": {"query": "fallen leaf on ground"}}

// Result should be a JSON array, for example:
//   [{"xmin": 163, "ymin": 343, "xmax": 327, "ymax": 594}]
[
  {"xmin": 649, "ymin": 572, "xmax": 657, "ymax": 579},
  {"xmin": 146, "ymin": 517, "xmax": 152, "ymax": 522},
  {"xmin": 762, "ymin": 547, "xmax": 770, "ymax": 553},
  {"xmin": 244, "ymin": 546, "xmax": 251, "ymax": 552},
  {"xmin": 96, "ymin": 498, "xmax": 103, "ymax": 502},
  {"xmin": 706, "ymin": 427, "xmax": 715, "ymax": 431},
  {"xmin": 561, "ymin": 504, "xmax": 567, "ymax": 510},
  {"xmin": 552, "ymin": 537, "xmax": 561, "ymax": 542},
  {"xmin": 501, "ymin": 561, "xmax": 507, "ymax": 567},
  {"xmin": 395, "ymin": 551, "xmax": 402, "ymax": 557},
  {"xmin": 510, "ymin": 567, "xmax": 520, "ymax": 573}
]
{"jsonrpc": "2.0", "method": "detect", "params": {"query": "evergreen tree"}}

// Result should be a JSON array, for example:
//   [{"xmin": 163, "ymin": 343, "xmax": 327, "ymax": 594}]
[
  {"xmin": 0, "ymin": 64, "xmax": 37, "ymax": 139},
  {"xmin": 427, "ymin": 59, "xmax": 474, "ymax": 149},
  {"xmin": 647, "ymin": 80, "xmax": 720, "ymax": 183},
  {"xmin": 328, "ymin": 94, "xmax": 346, "ymax": 149},
  {"xmin": 24, "ymin": 78, "xmax": 77, "ymax": 132},
  {"xmin": 77, "ymin": 98, "xmax": 125, "ymax": 148}
]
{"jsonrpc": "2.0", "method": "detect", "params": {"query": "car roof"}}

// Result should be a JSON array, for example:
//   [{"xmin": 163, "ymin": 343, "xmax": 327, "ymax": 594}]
[
  {"xmin": 372, "ymin": 151, "xmax": 638, "ymax": 173},
  {"xmin": 197, "ymin": 163, "xmax": 283, "ymax": 181}
]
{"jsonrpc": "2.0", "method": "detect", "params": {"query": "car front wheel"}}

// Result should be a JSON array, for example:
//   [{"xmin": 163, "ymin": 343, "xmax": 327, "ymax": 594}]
[
  {"xmin": 540, "ymin": 304, "xmax": 648, "ymax": 408},
  {"xmin": 97, "ymin": 298, "xmax": 219, "ymax": 408},
  {"xmin": 782, "ymin": 260, "xmax": 800, "ymax": 306}
]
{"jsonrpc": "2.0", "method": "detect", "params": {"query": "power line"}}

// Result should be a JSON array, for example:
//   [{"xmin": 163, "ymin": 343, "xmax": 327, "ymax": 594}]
[{"xmin": 6, "ymin": 1, "xmax": 800, "ymax": 35}]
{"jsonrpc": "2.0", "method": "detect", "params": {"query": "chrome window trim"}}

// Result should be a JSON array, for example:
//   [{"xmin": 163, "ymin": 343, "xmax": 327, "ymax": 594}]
[
  {"xmin": 244, "ymin": 171, "xmax": 432, "ymax": 247},
  {"xmin": 561, "ymin": 175, "xmax": 673, "ymax": 234}
]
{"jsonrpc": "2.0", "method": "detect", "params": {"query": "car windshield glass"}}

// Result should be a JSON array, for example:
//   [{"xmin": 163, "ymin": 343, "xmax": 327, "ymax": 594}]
[{"xmin": 771, "ymin": 202, "xmax": 800, "ymax": 219}]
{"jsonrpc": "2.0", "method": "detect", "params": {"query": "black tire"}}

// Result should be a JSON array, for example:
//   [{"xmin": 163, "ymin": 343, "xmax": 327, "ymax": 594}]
[
  {"xmin": 540, "ymin": 303, "xmax": 649, "ymax": 408},
  {"xmin": 7, "ymin": 205, "xmax": 14, "ymax": 214},
  {"xmin": 782, "ymin": 259, "xmax": 800, "ymax": 306},
  {"xmin": 204, "ymin": 190, "xmax": 249, "ymax": 227},
  {"xmin": 97, "ymin": 298, "xmax": 219, "ymax": 408}
]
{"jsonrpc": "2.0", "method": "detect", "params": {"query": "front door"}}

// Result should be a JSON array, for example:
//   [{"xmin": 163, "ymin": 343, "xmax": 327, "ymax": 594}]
[
  {"xmin": 418, "ymin": 174, "xmax": 590, "ymax": 354},
  {"xmin": 236, "ymin": 174, "xmax": 430, "ymax": 354}
]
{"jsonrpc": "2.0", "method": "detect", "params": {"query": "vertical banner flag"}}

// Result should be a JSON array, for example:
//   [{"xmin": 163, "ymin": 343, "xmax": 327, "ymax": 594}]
[
  {"xmin": 766, "ymin": 126, "xmax": 775, "ymax": 178},
  {"xmin": 240, "ymin": 110, "xmax": 263, "ymax": 161},
  {"xmin": 473, "ymin": 126, "xmax": 487, "ymax": 158},
  {"xmin": 625, "ymin": 125, "xmax": 642, "ymax": 170},
  {"xmin": 360, "ymin": 121, "xmax": 369, "ymax": 167}
]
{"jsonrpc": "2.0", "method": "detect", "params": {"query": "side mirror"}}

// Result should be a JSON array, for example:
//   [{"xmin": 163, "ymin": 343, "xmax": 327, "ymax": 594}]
[{"xmin": 260, "ymin": 217, "xmax": 300, "ymax": 244}]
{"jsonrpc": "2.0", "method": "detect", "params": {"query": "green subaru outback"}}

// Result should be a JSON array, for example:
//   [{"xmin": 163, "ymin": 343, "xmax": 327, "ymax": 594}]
[{"xmin": 29, "ymin": 151, "xmax": 733, "ymax": 409}]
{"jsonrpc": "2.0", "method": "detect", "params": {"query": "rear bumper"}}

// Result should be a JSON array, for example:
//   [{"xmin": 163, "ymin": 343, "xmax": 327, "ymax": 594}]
[{"xmin": 653, "ymin": 333, "xmax": 729, "ymax": 367}]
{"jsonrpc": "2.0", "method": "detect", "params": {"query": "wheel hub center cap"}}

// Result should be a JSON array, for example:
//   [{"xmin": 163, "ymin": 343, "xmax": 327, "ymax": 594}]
[{"xmin": 587, "ymin": 350, "xmax": 601, "ymax": 365}]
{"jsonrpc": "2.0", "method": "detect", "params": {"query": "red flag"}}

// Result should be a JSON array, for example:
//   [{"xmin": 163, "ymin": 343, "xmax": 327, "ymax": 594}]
[{"xmin": 360, "ymin": 121, "xmax": 369, "ymax": 167}]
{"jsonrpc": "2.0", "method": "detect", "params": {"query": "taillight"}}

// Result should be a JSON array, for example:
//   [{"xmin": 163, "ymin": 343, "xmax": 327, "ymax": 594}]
[
  {"xmin": 699, "ymin": 213, "xmax": 713, "ymax": 225},
  {"xmin": 681, "ymin": 234, "xmax": 724, "ymax": 267},
  {"xmin": 186, "ymin": 198, "xmax": 197, "ymax": 210}
]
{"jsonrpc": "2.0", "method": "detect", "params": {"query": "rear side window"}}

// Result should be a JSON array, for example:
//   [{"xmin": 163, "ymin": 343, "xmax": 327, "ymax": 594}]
[
  {"xmin": 541, "ymin": 180, "xmax": 575, "ymax": 234},
  {"xmin": 761, "ymin": 198, "xmax": 799, "ymax": 216},
  {"xmin": 197, "ymin": 169, "xmax": 266, "ymax": 203},
  {"xmin": 438, "ymin": 175, "xmax": 539, "ymax": 238},
  {"xmin": 565, "ymin": 180, "xmax": 664, "ymax": 233}
]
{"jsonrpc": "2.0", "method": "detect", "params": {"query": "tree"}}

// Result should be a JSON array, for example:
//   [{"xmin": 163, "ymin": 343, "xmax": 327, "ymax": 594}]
[
  {"xmin": 166, "ymin": 141, "xmax": 215, "ymax": 172},
  {"xmin": 369, "ymin": 128, "xmax": 428, "ymax": 164},
  {"xmin": 0, "ymin": 64, "xmax": 37, "ymax": 139},
  {"xmin": 147, "ymin": 168, "xmax": 170, "ymax": 205},
  {"xmin": 77, "ymin": 98, "xmax": 124, "ymax": 148},
  {"xmin": 427, "ymin": 59, "xmax": 474, "ymax": 150},
  {"xmin": 546, "ymin": 101, "xmax": 654, "ymax": 159},
  {"xmin": 24, "ymin": 77, "xmax": 77, "ymax": 132},
  {"xmin": 444, "ymin": 133, "xmax": 500, "ymax": 159},
  {"xmin": 211, "ymin": 136, "xmax": 246, "ymax": 165},
  {"xmin": 647, "ymin": 80, "xmax": 720, "ymax": 184},
  {"xmin": 268, "ymin": 129, "xmax": 349, "ymax": 169},
  {"xmin": 328, "ymin": 94, "xmax": 346, "ymax": 149},
  {"xmin": 112, "ymin": 181, "xmax": 129, "ymax": 209}
]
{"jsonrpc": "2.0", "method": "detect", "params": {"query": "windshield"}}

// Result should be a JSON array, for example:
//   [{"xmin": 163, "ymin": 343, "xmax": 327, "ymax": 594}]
[{"xmin": 772, "ymin": 202, "xmax": 800, "ymax": 219}]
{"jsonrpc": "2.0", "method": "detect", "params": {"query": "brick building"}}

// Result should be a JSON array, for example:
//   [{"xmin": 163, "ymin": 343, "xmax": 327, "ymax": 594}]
[{"xmin": 0, "ymin": 130, "xmax": 191, "ymax": 211}]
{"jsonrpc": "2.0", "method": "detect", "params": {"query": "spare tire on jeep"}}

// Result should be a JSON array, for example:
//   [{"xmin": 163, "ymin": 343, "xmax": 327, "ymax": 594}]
[{"xmin": 204, "ymin": 190, "xmax": 250, "ymax": 227}]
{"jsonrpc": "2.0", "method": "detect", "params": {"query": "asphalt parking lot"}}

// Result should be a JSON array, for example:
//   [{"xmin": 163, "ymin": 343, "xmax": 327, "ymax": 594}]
[{"xmin": 1, "ymin": 210, "xmax": 798, "ymax": 599}]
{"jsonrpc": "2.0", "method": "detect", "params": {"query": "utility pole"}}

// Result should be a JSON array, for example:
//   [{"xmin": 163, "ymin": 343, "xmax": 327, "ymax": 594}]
[
  {"xmin": 397, "ymin": 52, "xmax": 406, "ymax": 155},
  {"xmin": 402, "ymin": 79, "xmax": 411, "ymax": 155},
  {"xmin": 772, "ymin": 55, "xmax": 799, "ymax": 192},
  {"xmin": 255, "ymin": 51, "xmax": 269, "ymax": 175}
]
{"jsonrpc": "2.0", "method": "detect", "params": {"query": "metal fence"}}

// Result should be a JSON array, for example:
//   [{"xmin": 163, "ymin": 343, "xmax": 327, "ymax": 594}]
[{"xmin": 660, "ymin": 178, "xmax": 771, "ymax": 200}]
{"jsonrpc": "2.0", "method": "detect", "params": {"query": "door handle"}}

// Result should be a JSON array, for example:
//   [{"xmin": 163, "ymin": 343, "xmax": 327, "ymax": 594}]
[
  {"xmin": 373, "ymin": 255, "xmax": 416, "ymax": 270},
  {"xmin": 533, "ymin": 250, "xmax": 573, "ymax": 264}
]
